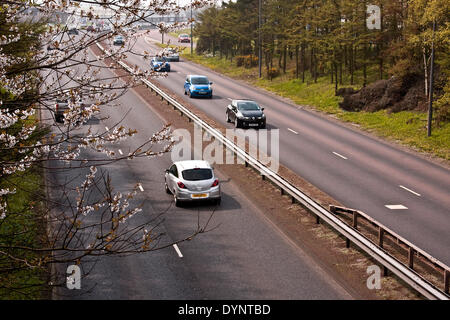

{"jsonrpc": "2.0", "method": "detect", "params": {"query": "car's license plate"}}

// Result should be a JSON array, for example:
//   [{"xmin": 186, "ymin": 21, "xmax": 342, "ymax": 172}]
[
  {"xmin": 199, "ymin": 91, "xmax": 207, "ymax": 94},
  {"xmin": 192, "ymin": 193, "xmax": 208, "ymax": 198},
  {"xmin": 249, "ymin": 123, "xmax": 259, "ymax": 127}
]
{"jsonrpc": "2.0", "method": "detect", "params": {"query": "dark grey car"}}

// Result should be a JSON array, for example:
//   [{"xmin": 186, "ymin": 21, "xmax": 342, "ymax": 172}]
[{"xmin": 226, "ymin": 99, "xmax": 266, "ymax": 129}]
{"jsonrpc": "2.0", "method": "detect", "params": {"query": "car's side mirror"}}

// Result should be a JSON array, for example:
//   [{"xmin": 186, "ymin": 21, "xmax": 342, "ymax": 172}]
[
  {"xmin": 261, "ymin": 107, "xmax": 265, "ymax": 111},
  {"xmin": 209, "ymin": 82, "xmax": 213, "ymax": 85},
  {"xmin": 165, "ymin": 169, "xmax": 169, "ymax": 173}
]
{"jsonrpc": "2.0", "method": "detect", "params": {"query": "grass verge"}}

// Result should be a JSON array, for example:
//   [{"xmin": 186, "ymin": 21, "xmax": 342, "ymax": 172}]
[{"xmin": 0, "ymin": 166, "xmax": 49, "ymax": 299}]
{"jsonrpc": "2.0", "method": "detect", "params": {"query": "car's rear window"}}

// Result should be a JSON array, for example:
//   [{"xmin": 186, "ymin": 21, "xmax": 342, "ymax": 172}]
[{"xmin": 182, "ymin": 168, "xmax": 213, "ymax": 181}]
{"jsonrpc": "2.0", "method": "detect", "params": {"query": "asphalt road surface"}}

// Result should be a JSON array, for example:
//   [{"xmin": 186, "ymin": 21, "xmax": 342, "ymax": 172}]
[
  {"xmin": 122, "ymin": 32, "xmax": 450, "ymax": 265},
  {"xmin": 44, "ymin": 45, "xmax": 352, "ymax": 299}
]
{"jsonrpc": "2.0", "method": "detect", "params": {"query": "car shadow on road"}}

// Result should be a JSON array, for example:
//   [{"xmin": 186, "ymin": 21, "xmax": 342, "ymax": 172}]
[
  {"xmin": 263, "ymin": 123, "xmax": 279, "ymax": 130},
  {"xmin": 177, "ymin": 191, "xmax": 242, "ymax": 212},
  {"xmin": 210, "ymin": 95, "xmax": 224, "ymax": 100},
  {"xmin": 85, "ymin": 116, "xmax": 101, "ymax": 125}
]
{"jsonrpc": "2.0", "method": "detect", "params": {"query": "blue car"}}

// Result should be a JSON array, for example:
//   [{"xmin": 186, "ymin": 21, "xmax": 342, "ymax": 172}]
[
  {"xmin": 184, "ymin": 75, "xmax": 213, "ymax": 98},
  {"xmin": 150, "ymin": 56, "xmax": 170, "ymax": 72}
]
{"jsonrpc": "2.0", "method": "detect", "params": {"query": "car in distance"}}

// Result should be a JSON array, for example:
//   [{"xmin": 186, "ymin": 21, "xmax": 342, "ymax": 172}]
[
  {"xmin": 165, "ymin": 160, "xmax": 221, "ymax": 207},
  {"xmin": 184, "ymin": 75, "xmax": 212, "ymax": 98},
  {"xmin": 113, "ymin": 35, "xmax": 124, "ymax": 45},
  {"xmin": 165, "ymin": 48, "xmax": 179, "ymax": 62},
  {"xmin": 47, "ymin": 35, "xmax": 62, "ymax": 51},
  {"xmin": 178, "ymin": 33, "xmax": 190, "ymax": 43},
  {"xmin": 54, "ymin": 91, "xmax": 85, "ymax": 123},
  {"xmin": 150, "ymin": 56, "xmax": 171, "ymax": 72},
  {"xmin": 68, "ymin": 27, "xmax": 79, "ymax": 35},
  {"xmin": 102, "ymin": 23, "xmax": 112, "ymax": 33},
  {"xmin": 226, "ymin": 99, "xmax": 266, "ymax": 129}
]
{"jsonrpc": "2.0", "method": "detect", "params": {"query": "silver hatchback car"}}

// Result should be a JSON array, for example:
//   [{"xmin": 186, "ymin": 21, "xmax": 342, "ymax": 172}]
[{"xmin": 165, "ymin": 160, "xmax": 221, "ymax": 207}]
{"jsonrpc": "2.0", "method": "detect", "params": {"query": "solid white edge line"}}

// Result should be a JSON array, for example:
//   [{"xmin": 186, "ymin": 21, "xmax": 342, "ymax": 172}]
[
  {"xmin": 332, "ymin": 151, "xmax": 348, "ymax": 160},
  {"xmin": 399, "ymin": 185, "xmax": 421, "ymax": 197},
  {"xmin": 173, "ymin": 244, "xmax": 183, "ymax": 258},
  {"xmin": 287, "ymin": 128, "xmax": 298, "ymax": 135}
]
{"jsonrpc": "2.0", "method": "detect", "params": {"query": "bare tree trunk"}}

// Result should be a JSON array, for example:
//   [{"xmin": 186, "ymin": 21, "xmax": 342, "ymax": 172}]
[
  {"xmin": 302, "ymin": 43, "xmax": 306, "ymax": 83},
  {"xmin": 423, "ymin": 47, "xmax": 428, "ymax": 97}
]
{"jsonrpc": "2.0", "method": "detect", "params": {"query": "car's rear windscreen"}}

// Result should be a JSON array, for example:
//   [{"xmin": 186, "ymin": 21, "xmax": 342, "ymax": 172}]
[{"xmin": 182, "ymin": 168, "xmax": 212, "ymax": 181}]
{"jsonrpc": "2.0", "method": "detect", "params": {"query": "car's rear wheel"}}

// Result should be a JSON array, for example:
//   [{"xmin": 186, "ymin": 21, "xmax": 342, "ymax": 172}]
[
  {"xmin": 174, "ymin": 194, "xmax": 182, "ymax": 207},
  {"xmin": 226, "ymin": 112, "xmax": 231, "ymax": 123},
  {"xmin": 165, "ymin": 182, "xmax": 171, "ymax": 194},
  {"xmin": 55, "ymin": 114, "xmax": 63, "ymax": 123},
  {"xmin": 214, "ymin": 198, "xmax": 221, "ymax": 206}
]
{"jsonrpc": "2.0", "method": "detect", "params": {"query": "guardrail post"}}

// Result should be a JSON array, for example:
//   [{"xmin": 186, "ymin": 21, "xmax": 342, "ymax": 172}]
[
  {"xmin": 408, "ymin": 247, "xmax": 414, "ymax": 269},
  {"xmin": 378, "ymin": 227, "xmax": 384, "ymax": 248},
  {"xmin": 280, "ymin": 188, "xmax": 284, "ymax": 195},
  {"xmin": 316, "ymin": 215, "xmax": 320, "ymax": 224},
  {"xmin": 352, "ymin": 211, "xmax": 358, "ymax": 229},
  {"xmin": 445, "ymin": 270, "xmax": 450, "ymax": 294},
  {"xmin": 346, "ymin": 238, "xmax": 350, "ymax": 248},
  {"xmin": 291, "ymin": 196, "xmax": 296, "ymax": 204}
]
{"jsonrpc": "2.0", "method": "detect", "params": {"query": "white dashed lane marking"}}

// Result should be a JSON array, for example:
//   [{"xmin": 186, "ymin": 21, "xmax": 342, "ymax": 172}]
[
  {"xmin": 287, "ymin": 128, "xmax": 298, "ymax": 135},
  {"xmin": 385, "ymin": 204, "xmax": 408, "ymax": 210},
  {"xmin": 399, "ymin": 185, "xmax": 421, "ymax": 197},
  {"xmin": 173, "ymin": 244, "xmax": 183, "ymax": 258},
  {"xmin": 332, "ymin": 151, "xmax": 348, "ymax": 160}
]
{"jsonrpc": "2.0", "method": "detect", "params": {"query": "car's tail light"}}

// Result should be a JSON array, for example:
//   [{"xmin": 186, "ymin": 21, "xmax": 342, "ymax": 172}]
[
  {"xmin": 177, "ymin": 181, "xmax": 187, "ymax": 189},
  {"xmin": 55, "ymin": 103, "xmax": 59, "ymax": 112},
  {"xmin": 211, "ymin": 179, "xmax": 219, "ymax": 187}
]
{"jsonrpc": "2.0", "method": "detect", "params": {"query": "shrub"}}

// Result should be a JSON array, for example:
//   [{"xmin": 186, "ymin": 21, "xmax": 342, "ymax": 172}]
[
  {"xmin": 235, "ymin": 56, "xmax": 245, "ymax": 67},
  {"xmin": 267, "ymin": 67, "xmax": 279, "ymax": 80},
  {"xmin": 244, "ymin": 55, "xmax": 258, "ymax": 68}
]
